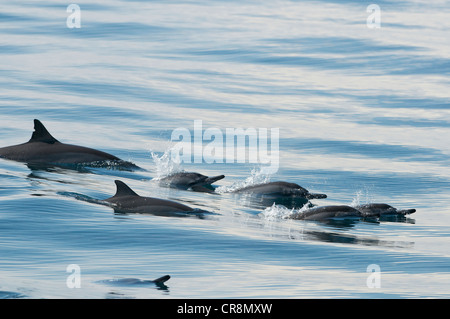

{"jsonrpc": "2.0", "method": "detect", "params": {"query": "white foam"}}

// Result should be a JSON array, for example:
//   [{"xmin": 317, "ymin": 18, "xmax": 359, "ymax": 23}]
[
  {"xmin": 150, "ymin": 147, "xmax": 182, "ymax": 180},
  {"xmin": 260, "ymin": 203, "xmax": 295, "ymax": 221},
  {"xmin": 350, "ymin": 188, "xmax": 374, "ymax": 207},
  {"xmin": 215, "ymin": 167, "xmax": 272, "ymax": 193}
]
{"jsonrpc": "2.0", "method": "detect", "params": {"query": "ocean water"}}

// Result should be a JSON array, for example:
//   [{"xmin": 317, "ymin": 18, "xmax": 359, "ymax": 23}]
[{"xmin": 1, "ymin": 0, "xmax": 449, "ymax": 299}]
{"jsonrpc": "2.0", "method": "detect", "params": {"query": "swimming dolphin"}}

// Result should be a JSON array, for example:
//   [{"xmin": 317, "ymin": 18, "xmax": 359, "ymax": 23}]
[
  {"xmin": 101, "ymin": 275, "xmax": 171, "ymax": 287},
  {"xmin": 99, "ymin": 275, "xmax": 171, "ymax": 291},
  {"xmin": 290, "ymin": 205, "xmax": 362, "ymax": 221},
  {"xmin": 232, "ymin": 181, "xmax": 327, "ymax": 199},
  {"xmin": 158, "ymin": 172, "xmax": 225, "ymax": 193},
  {"xmin": 0, "ymin": 119, "xmax": 139, "ymax": 170},
  {"xmin": 355, "ymin": 203, "xmax": 416, "ymax": 217},
  {"xmin": 104, "ymin": 180, "xmax": 203, "ymax": 216}
]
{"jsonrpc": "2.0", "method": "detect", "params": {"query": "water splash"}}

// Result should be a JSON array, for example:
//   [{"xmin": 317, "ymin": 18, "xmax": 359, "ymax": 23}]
[
  {"xmin": 260, "ymin": 201, "xmax": 313, "ymax": 221},
  {"xmin": 150, "ymin": 147, "xmax": 182, "ymax": 179},
  {"xmin": 260, "ymin": 203, "xmax": 294, "ymax": 221},
  {"xmin": 215, "ymin": 166, "xmax": 272, "ymax": 193},
  {"xmin": 350, "ymin": 188, "xmax": 374, "ymax": 207}
]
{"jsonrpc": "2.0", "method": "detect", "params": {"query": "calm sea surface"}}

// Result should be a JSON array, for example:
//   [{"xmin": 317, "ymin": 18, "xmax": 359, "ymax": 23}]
[{"xmin": 1, "ymin": 0, "xmax": 449, "ymax": 298}]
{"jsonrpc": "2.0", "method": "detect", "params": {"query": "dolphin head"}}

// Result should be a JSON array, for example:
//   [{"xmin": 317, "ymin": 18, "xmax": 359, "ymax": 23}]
[
  {"xmin": 357, "ymin": 203, "xmax": 416, "ymax": 217},
  {"xmin": 396, "ymin": 208, "xmax": 416, "ymax": 215},
  {"xmin": 282, "ymin": 182, "xmax": 327, "ymax": 199},
  {"xmin": 306, "ymin": 193, "xmax": 327, "ymax": 199},
  {"xmin": 272, "ymin": 182, "xmax": 308, "ymax": 196}
]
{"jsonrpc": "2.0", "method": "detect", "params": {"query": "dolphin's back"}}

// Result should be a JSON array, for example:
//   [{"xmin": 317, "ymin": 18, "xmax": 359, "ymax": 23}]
[
  {"xmin": 356, "ymin": 203, "xmax": 416, "ymax": 217},
  {"xmin": 0, "ymin": 141, "xmax": 120, "ymax": 164},
  {"xmin": 235, "ymin": 181, "xmax": 307, "ymax": 196},
  {"xmin": 105, "ymin": 180, "xmax": 194, "ymax": 214},
  {"xmin": 107, "ymin": 195, "xmax": 193, "ymax": 213},
  {"xmin": 0, "ymin": 119, "xmax": 137, "ymax": 169},
  {"xmin": 356, "ymin": 203, "xmax": 394, "ymax": 217},
  {"xmin": 291, "ymin": 205, "xmax": 362, "ymax": 220},
  {"xmin": 100, "ymin": 275, "xmax": 170, "ymax": 287},
  {"xmin": 234, "ymin": 181, "xmax": 327, "ymax": 199}
]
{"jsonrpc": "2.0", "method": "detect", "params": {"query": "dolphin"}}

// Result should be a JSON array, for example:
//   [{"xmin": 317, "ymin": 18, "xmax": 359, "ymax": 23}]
[
  {"xmin": 100, "ymin": 275, "xmax": 170, "ymax": 287},
  {"xmin": 158, "ymin": 172, "xmax": 225, "ymax": 193},
  {"xmin": 104, "ymin": 180, "xmax": 205, "ymax": 216},
  {"xmin": 0, "ymin": 119, "xmax": 139, "ymax": 170},
  {"xmin": 355, "ymin": 203, "xmax": 416, "ymax": 217},
  {"xmin": 290, "ymin": 205, "xmax": 363, "ymax": 221},
  {"xmin": 232, "ymin": 181, "xmax": 327, "ymax": 199}
]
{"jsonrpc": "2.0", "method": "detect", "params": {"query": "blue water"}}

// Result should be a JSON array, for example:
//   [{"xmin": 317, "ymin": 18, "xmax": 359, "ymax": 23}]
[{"xmin": 1, "ymin": 0, "xmax": 450, "ymax": 298}]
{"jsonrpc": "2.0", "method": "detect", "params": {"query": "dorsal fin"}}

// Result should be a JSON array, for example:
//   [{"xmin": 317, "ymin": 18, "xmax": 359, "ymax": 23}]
[
  {"xmin": 113, "ymin": 180, "xmax": 139, "ymax": 197},
  {"xmin": 152, "ymin": 275, "xmax": 170, "ymax": 283},
  {"xmin": 28, "ymin": 119, "xmax": 59, "ymax": 144}
]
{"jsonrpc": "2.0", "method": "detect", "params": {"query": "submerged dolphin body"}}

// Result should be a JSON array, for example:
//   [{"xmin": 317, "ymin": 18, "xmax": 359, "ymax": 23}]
[
  {"xmin": 233, "ymin": 181, "xmax": 327, "ymax": 200},
  {"xmin": 290, "ymin": 204, "xmax": 416, "ymax": 221},
  {"xmin": 101, "ymin": 275, "xmax": 171, "ymax": 287},
  {"xmin": 158, "ymin": 172, "xmax": 225, "ymax": 193},
  {"xmin": 104, "ymin": 180, "xmax": 207, "ymax": 217},
  {"xmin": 99, "ymin": 275, "xmax": 171, "ymax": 291},
  {"xmin": 0, "ymin": 119, "xmax": 139, "ymax": 170},
  {"xmin": 355, "ymin": 203, "xmax": 416, "ymax": 217},
  {"xmin": 290, "ymin": 205, "xmax": 363, "ymax": 221}
]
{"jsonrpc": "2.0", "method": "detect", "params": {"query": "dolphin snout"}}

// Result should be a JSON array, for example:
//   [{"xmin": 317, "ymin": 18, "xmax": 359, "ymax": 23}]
[
  {"xmin": 205, "ymin": 175, "xmax": 225, "ymax": 184},
  {"xmin": 398, "ymin": 208, "xmax": 416, "ymax": 215},
  {"xmin": 306, "ymin": 193, "xmax": 327, "ymax": 199}
]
